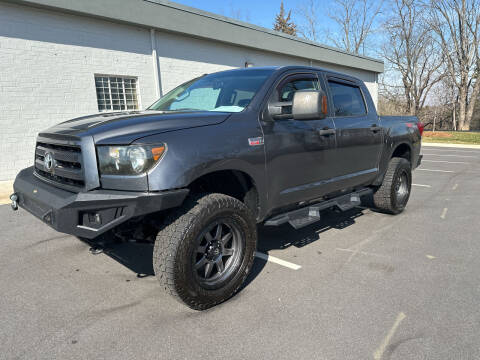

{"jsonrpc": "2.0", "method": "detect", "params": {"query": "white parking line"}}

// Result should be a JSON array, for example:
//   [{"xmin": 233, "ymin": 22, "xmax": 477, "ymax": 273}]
[
  {"xmin": 422, "ymin": 160, "xmax": 469, "ymax": 164},
  {"xmin": 440, "ymin": 208, "xmax": 448, "ymax": 219},
  {"xmin": 373, "ymin": 312, "xmax": 407, "ymax": 360},
  {"xmin": 417, "ymin": 169, "xmax": 454, "ymax": 173},
  {"xmin": 254, "ymin": 251, "xmax": 302, "ymax": 270},
  {"xmin": 421, "ymin": 154, "xmax": 475, "ymax": 158},
  {"xmin": 412, "ymin": 183, "xmax": 431, "ymax": 188}
]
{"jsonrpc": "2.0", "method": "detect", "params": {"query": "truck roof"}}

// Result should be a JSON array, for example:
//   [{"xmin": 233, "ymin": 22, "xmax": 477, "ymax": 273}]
[{"xmin": 209, "ymin": 66, "xmax": 364, "ymax": 84}]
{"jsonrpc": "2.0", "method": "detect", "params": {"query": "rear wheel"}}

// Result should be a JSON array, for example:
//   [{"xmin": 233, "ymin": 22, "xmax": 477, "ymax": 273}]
[
  {"xmin": 153, "ymin": 193, "xmax": 257, "ymax": 310},
  {"xmin": 373, "ymin": 157, "xmax": 412, "ymax": 214}
]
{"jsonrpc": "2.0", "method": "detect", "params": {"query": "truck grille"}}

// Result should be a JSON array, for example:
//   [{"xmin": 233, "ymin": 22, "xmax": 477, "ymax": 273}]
[{"xmin": 34, "ymin": 141, "xmax": 85, "ymax": 190}]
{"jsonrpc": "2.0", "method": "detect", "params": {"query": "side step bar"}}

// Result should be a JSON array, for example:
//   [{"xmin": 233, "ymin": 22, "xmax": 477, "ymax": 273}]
[{"xmin": 264, "ymin": 188, "xmax": 372, "ymax": 229}]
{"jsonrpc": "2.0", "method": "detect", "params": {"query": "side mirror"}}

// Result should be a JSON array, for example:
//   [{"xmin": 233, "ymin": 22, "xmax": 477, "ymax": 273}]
[{"xmin": 292, "ymin": 90, "xmax": 328, "ymax": 120}]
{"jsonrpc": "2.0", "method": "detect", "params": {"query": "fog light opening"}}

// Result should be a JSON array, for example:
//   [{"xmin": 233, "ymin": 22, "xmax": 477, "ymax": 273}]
[{"xmin": 88, "ymin": 212, "xmax": 102, "ymax": 225}]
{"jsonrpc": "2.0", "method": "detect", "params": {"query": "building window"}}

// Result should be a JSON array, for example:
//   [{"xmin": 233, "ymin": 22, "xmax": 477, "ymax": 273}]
[{"xmin": 95, "ymin": 75, "xmax": 139, "ymax": 111}]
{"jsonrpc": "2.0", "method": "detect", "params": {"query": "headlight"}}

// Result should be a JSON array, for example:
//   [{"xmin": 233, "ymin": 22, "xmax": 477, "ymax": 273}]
[{"xmin": 97, "ymin": 144, "xmax": 166, "ymax": 175}]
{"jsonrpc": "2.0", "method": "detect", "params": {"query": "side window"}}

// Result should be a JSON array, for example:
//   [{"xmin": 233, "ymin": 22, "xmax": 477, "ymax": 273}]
[
  {"xmin": 328, "ymin": 81, "xmax": 367, "ymax": 117},
  {"xmin": 277, "ymin": 76, "xmax": 319, "ymax": 115}
]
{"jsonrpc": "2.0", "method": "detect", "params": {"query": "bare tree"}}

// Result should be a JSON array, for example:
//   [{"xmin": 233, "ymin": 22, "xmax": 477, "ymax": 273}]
[
  {"xmin": 382, "ymin": 0, "xmax": 445, "ymax": 115},
  {"xmin": 328, "ymin": 0, "xmax": 384, "ymax": 55},
  {"xmin": 228, "ymin": 8, "xmax": 251, "ymax": 22},
  {"xmin": 296, "ymin": 0, "xmax": 321, "ymax": 41},
  {"xmin": 440, "ymin": 74, "xmax": 460, "ymax": 130},
  {"xmin": 428, "ymin": 0, "xmax": 480, "ymax": 130},
  {"xmin": 220, "ymin": 3, "xmax": 251, "ymax": 22},
  {"xmin": 296, "ymin": 0, "xmax": 383, "ymax": 55}
]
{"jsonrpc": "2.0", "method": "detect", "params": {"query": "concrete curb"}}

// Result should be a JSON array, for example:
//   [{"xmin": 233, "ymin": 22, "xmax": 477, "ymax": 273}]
[
  {"xmin": 422, "ymin": 142, "xmax": 480, "ymax": 149},
  {"xmin": 0, "ymin": 180, "xmax": 14, "ymax": 205}
]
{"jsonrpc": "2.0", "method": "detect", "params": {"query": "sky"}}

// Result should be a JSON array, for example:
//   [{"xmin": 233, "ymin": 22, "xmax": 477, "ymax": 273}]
[{"xmin": 172, "ymin": 0, "xmax": 311, "ymax": 29}]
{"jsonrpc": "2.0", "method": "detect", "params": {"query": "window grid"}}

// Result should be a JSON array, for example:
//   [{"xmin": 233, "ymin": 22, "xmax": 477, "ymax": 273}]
[{"xmin": 95, "ymin": 75, "xmax": 139, "ymax": 112}]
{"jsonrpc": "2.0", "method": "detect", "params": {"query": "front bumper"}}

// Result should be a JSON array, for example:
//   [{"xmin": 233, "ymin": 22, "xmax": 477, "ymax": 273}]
[{"xmin": 13, "ymin": 167, "xmax": 189, "ymax": 239}]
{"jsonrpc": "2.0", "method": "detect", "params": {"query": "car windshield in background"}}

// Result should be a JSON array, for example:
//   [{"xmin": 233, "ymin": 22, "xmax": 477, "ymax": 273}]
[{"xmin": 148, "ymin": 69, "xmax": 273, "ymax": 113}]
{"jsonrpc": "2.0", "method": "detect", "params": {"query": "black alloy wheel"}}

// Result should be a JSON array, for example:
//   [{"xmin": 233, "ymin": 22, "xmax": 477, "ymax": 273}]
[
  {"xmin": 154, "ymin": 193, "xmax": 257, "ymax": 310},
  {"xmin": 193, "ymin": 220, "xmax": 244, "ymax": 288}
]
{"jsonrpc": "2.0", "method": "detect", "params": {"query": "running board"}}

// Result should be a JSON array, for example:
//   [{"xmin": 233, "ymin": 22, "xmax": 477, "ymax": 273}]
[{"xmin": 264, "ymin": 188, "xmax": 372, "ymax": 229}]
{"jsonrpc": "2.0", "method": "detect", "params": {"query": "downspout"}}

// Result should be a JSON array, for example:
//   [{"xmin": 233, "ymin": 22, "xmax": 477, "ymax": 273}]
[{"xmin": 150, "ymin": 29, "xmax": 162, "ymax": 98}]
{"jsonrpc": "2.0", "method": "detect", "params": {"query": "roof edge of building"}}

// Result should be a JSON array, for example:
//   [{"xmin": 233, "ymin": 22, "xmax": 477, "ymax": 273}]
[
  {"xmin": 4, "ymin": 0, "xmax": 384, "ymax": 73},
  {"xmin": 146, "ymin": 0, "xmax": 383, "ymax": 65}
]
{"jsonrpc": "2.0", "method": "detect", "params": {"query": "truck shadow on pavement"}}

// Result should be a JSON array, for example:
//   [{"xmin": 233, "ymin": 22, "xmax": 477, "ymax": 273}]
[
  {"xmin": 244, "ymin": 207, "xmax": 365, "ymax": 287},
  {"xmin": 257, "ymin": 207, "xmax": 365, "ymax": 251},
  {"xmin": 81, "ymin": 207, "xmax": 366, "ymax": 286}
]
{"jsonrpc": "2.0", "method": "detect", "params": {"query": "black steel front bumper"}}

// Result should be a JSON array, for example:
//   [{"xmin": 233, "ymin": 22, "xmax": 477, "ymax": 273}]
[{"xmin": 13, "ymin": 167, "xmax": 189, "ymax": 239}]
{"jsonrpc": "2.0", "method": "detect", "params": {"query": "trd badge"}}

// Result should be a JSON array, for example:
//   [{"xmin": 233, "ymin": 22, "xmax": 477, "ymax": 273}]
[{"xmin": 248, "ymin": 137, "xmax": 264, "ymax": 146}]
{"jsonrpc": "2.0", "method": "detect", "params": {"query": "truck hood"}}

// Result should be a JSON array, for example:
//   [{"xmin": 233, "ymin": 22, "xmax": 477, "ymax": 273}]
[{"xmin": 43, "ymin": 111, "xmax": 231, "ymax": 144}]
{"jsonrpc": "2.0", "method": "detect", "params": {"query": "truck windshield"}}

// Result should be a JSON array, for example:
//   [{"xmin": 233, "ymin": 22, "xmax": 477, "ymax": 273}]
[{"xmin": 148, "ymin": 69, "xmax": 273, "ymax": 113}]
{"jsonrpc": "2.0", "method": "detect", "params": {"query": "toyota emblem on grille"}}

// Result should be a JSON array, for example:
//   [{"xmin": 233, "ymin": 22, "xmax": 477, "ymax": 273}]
[{"xmin": 44, "ymin": 152, "xmax": 55, "ymax": 172}]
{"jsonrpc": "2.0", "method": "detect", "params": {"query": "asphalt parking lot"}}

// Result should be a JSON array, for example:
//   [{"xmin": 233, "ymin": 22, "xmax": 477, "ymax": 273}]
[{"xmin": 1, "ymin": 145, "xmax": 479, "ymax": 360}]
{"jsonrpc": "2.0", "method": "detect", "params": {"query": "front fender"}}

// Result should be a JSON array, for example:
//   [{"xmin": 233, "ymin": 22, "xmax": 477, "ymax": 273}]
[{"xmin": 135, "ymin": 113, "xmax": 268, "ymax": 214}]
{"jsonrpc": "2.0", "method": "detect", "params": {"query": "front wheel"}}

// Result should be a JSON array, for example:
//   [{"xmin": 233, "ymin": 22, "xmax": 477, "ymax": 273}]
[
  {"xmin": 153, "ymin": 193, "xmax": 257, "ymax": 310},
  {"xmin": 373, "ymin": 157, "xmax": 412, "ymax": 214}
]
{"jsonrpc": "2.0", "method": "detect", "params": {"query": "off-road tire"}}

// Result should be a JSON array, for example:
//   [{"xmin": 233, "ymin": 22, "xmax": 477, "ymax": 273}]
[
  {"xmin": 373, "ymin": 157, "xmax": 412, "ymax": 214},
  {"xmin": 153, "ymin": 193, "xmax": 257, "ymax": 310}
]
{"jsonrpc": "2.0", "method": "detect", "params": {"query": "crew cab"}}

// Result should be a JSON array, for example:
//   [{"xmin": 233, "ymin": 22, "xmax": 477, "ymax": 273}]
[{"xmin": 11, "ymin": 66, "xmax": 423, "ymax": 310}]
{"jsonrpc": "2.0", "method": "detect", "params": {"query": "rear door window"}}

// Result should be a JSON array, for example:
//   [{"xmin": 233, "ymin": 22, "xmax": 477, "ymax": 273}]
[{"xmin": 328, "ymin": 81, "xmax": 367, "ymax": 117}]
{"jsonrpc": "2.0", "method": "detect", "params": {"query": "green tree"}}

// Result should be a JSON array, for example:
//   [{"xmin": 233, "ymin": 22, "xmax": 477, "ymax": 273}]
[{"xmin": 274, "ymin": 1, "xmax": 297, "ymax": 36}]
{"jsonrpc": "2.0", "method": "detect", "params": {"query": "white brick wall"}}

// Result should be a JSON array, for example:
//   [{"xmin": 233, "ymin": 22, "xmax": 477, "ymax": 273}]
[
  {"xmin": 0, "ymin": 2, "xmax": 379, "ymax": 181},
  {"xmin": 0, "ymin": 3, "xmax": 157, "ymax": 180}
]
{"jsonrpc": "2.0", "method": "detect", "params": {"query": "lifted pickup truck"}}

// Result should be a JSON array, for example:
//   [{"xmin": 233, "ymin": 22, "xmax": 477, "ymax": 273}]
[{"xmin": 11, "ymin": 66, "xmax": 423, "ymax": 310}]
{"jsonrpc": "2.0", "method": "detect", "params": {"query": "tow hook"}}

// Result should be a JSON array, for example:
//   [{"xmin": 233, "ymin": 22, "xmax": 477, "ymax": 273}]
[{"xmin": 10, "ymin": 193, "xmax": 18, "ymax": 211}]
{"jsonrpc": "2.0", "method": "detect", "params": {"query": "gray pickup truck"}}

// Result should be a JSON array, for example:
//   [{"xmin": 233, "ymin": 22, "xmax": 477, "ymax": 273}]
[{"xmin": 11, "ymin": 66, "xmax": 423, "ymax": 309}]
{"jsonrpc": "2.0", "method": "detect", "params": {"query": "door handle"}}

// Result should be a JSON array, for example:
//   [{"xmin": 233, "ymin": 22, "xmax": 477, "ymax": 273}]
[
  {"xmin": 318, "ymin": 128, "xmax": 336, "ymax": 136},
  {"xmin": 370, "ymin": 124, "xmax": 381, "ymax": 132}
]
